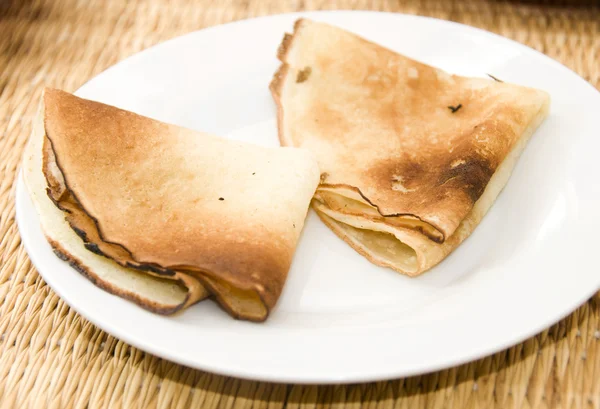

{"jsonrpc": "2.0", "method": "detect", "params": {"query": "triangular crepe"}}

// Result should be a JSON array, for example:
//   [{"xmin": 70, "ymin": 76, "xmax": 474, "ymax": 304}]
[
  {"xmin": 271, "ymin": 19, "xmax": 550, "ymax": 275},
  {"xmin": 34, "ymin": 89, "xmax": 320, "ymax": 321}
]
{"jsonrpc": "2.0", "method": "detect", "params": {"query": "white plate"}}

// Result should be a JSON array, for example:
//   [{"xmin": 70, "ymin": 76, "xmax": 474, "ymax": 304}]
[{"xmin": 16, "ymin": 11, "xmax": 600, "ymax": 383}]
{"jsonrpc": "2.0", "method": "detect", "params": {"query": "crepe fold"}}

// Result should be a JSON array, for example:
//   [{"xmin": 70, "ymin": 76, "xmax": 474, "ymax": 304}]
[
  {"xmin": 27, "ymin": 88, "xmax": 320, "ymax": 321},
  {"xmin": 271, "ymin": 19, "xmax": 550, "ymax": 276}
]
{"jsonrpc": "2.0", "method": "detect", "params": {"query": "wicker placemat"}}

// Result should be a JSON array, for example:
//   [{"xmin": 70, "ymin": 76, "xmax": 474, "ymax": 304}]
[{"xmin": 1, "ymin": 0, "xmax": 599, "ymax": 407}]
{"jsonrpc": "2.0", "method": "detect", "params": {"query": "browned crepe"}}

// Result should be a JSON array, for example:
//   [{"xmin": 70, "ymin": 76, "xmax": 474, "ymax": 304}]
[
  {"xmin": 41, "ymin": 88, "xmax": 320, "ymax": 321},
  {"xmin": 41, "ymin": 135, "xmax": 208, "ymax": 311},
  {"xmin": 24, "ymin": 106, "xmax": 203, "ymax": 314},
  {"xmin": 271, "ymin": 19, "xmax": 550, "ymax": 275}
]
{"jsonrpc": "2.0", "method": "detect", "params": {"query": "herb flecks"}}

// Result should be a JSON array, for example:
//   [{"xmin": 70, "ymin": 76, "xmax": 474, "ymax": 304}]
[
  {"xmin": 296, "ymin": 67, "xmax": 312, "ymax": 83},
  {"xmin": 252, "ymin": 172, "xmax": 256, "ymax": 175},
  {"xmin": 219, "ymin": 197, "xmax": 224, "ymax": 201},
  {"xmin": 487, "ymin": 74, "xmax": 503, "ymax": 83},
  {"xmin": 448, "ymin": 104, "xmax": 463, "ymax": 114}
]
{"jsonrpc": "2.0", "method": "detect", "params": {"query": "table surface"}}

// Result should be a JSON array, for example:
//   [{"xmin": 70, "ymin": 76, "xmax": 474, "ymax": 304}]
[{"xmin": 1, "ymin": 0, "xmax": 599, "ymax": 408}]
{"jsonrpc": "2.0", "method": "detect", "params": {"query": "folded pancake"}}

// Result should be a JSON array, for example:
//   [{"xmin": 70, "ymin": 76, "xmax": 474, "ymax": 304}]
[
  {"xmin": 40, "ymin": 88, "xmax": 320, "ymax": 321},
  {"xmin": 271, "ymin": 19, "xmax": 550, "ymax": 275},
  {"xmin": 23, "ymin": 104, "xmax": 206, "ymax": 314}
]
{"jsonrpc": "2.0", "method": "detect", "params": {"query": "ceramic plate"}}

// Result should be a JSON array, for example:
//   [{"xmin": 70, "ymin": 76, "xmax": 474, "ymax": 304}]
[{"xmin": 16, "ymin": 11, "xmax": 600, "ymax": 383}]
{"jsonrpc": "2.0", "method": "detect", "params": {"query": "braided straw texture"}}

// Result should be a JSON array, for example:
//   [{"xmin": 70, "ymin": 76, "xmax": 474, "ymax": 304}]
[{"xmin": 1, "ymin": 0, "xmax": 599, "ymax": 408}]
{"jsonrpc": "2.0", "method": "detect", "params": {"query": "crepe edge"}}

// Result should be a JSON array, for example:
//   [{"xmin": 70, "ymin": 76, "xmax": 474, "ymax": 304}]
[{"xmin": 47, "ymin": 236, "xmax": 194, "ymax": 314}]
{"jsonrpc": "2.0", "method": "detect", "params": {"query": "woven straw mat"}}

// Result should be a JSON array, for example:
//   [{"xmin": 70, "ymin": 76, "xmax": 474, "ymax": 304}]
[{"xmin": 1, "ymin": 0, "xmax": 599, "ymax": 408}]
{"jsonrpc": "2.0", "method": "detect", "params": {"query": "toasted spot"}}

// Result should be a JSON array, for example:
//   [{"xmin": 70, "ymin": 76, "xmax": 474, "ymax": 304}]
[
  {"xmin": 370, "ymin": 159, "xmax": 425, "ymax": 195},
  {"xmin": 438, "ymin": 156, "xmax": 497, "ymax": 203},
  {"xmin": 391, "ymin": 175, "xmax": 416, "ymax": 193},
  {"xmin": 296, "ymin": 67, "xmax": 312, "ymax": 83}
]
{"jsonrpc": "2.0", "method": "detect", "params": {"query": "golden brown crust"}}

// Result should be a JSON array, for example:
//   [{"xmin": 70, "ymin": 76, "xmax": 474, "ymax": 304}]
[
  {"xmin": 276, "ymin": 19, "xmax": 307, "ymax": 62},
  {"xmin": 272, "ymin": 19, "xmax": 550, "ymax": 276},
  {"xmin": 270, "ymin": 59, "xmax": 290, "ymax": 147},
  {"xmin": 24, "ymin": 100, "xmax": 202, "ymax": 315},
  {"xmin": 311, "ymin": 97, "xmax": 548, "ymax": 276},
  {"xmin": 42, "ymin": 88, "xmax": 319, "ymax": 321},
  {"xmin": 276, "ymin": 33, "xmax": 294, "ymax": 61},
  {"xmin": 43, "ymin": 134, "xmax": 178, "ymax": 277},
  {"xmin": 271, "ymin": 19, "xmax": 550, "ymax": 242},
  {"xmin": 269, "ymin": 19, "xmax": 446, "ymax": 238},
  {"xmin": 44, "ymin": 140, "xmax": 209, "ymax": 308},
  {"xmin": 42, "ymin": 137, "xmax": 66, "ymax": 205},
  {"xmin": 270, "ymin": 19, "xmax": 308, "ymax": 147},
  {"xmin": 175, "ymin": 238, "xmax": 292, "ymax": 318}
]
